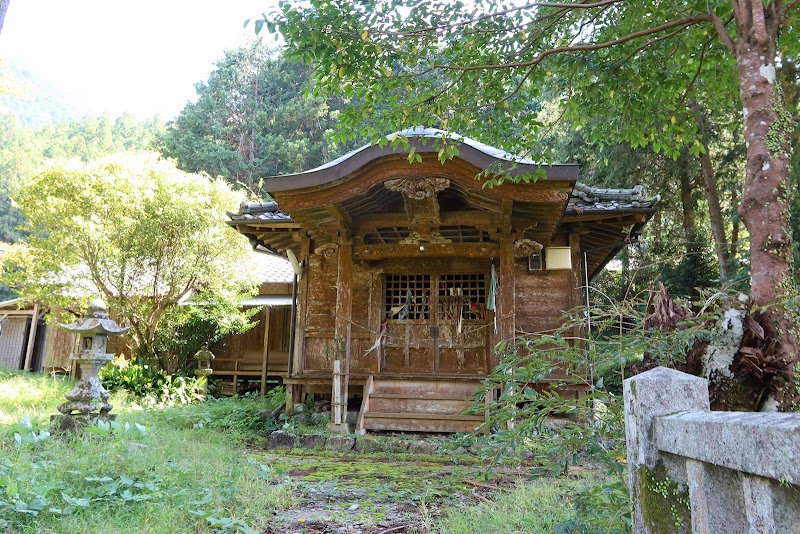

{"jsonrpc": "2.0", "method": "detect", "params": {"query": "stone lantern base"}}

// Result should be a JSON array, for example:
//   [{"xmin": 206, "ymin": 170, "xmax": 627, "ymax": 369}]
[{"xmin": 50, "ymin": 413, "xmax": 117, "ymax": 433}]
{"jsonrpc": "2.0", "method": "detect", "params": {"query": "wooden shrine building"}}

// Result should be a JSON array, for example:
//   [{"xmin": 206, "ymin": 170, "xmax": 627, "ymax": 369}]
[{"xmin": 228, "ymin": 129, "xmax": 659, "ymax": 433}]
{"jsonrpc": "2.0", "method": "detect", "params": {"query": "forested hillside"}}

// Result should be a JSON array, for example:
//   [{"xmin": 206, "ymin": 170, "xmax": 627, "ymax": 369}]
[
  {"xmin": 0, "ymin": 114, "xmax": 165, "ymax": 243},
  {"xmin": 0, "ymin": 63, "xmax": 81, "ymax": 127}
]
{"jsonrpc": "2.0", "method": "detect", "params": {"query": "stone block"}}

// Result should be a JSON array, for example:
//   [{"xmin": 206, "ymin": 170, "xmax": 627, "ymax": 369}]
[
  {"xmin": 268, "ymin": 430, "xmax": 298, "ymax": 450},
  {"xmin": 346, "ymin": 410, "xmax": 359, "ymax": 426},
  {"xmin": 383, "ymin": 439, "xmax": 410, "ymax": 453},
  {"xmin": 624, "ymin": 367, "xmax": 709, "ymax": 472},
  {"xmin": 623, "ymin": 367, "xmax": 708, "ymax": 533},
  {"xmin": 325, "ymin": 435, "xmax": 355, "ymax": 451},
  {"xmin": 310, "ymin": 412, "xmax": 330, "ymax": 426},
  {"xmin": 300, "ymin": 434, "xmax": 327, "ymax": 449},
  {"xmin": 408, "ymin": 440, "xmax": 439, "ymax": 455},
  {"xmin": 467, "ymin": 443, "xmax": 486, "ymax": 455},
  {"xmin": 354, "ymin": 436, "xmax": 383, "ymax": 453}
]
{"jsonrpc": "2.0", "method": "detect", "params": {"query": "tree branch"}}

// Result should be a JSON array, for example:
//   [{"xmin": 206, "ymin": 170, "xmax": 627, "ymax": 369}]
[
  {"xmin": 678, "ymin": 36, "xmax": 714, "ymax": 106},
  {"xmin": 434, "ymin": 15, "xmax": 711, "ymax": 72},
  {"xmin": 620, "ymin": 26, "xmax": 685, "ymax": 63},
  {"xmin": 374, "ymin": 0, "xmax": 623, "ymax": 37},
  {"xmin": 707, "ymin": 11, "xmax": 736, "ymax": 55}
]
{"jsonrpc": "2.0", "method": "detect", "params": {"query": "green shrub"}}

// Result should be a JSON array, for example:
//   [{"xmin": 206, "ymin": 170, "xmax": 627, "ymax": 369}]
[
  {"xmin": 152, "ymin": 299, "xmax": 259, "ymax": 373},
  {"xmin": 99, "ymin": 356, "xmax": 205, "ymax": 406},
  {"xmin": 150, "ymin": 388, "xmax": 285, "ymax": 435}
]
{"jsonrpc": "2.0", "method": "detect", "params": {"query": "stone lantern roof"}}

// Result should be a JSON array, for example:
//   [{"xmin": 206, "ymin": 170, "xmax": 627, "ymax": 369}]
[{"xmin": 59, "ymin": 298, "xmax": 130, "ymax": 336}]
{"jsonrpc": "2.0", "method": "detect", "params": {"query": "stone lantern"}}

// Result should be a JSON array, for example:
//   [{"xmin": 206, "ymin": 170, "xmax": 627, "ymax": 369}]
[
  {"xmin": 52, "ymin": 298, "xmax": 129, "ymax": 430},
  {"xmin": 193, "ymin": 345, "xmax": 215, "ymax": 395}
]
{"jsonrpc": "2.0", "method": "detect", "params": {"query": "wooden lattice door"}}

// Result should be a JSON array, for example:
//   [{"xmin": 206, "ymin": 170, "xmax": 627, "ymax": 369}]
[{"xmin": 382, "ymin": 273, "xmax": 490, "ymax": 375}]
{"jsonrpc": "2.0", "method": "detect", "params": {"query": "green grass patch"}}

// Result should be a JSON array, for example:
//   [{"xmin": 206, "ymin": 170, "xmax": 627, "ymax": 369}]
[
  {"xmin": 436, "ymin": 480, "xmax": 583, "ymax": 533},
  {"xmin": 0, "ymin": 371, "xmax": 290, "ymax": 533},
  {"xmin": 0, "ymin": 370, "xmax": 73, "ymax": 425}
]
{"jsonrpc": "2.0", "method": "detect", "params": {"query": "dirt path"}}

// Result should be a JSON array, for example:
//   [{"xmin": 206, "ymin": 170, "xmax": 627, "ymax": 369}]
[{"xmin": 251, "ymin": 450, "xmax": 526, "ymax": 533}]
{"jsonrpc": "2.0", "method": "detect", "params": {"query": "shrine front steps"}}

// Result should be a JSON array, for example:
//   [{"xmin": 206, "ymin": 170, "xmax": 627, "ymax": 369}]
[{"xmin": 357, "ymin": 377, "xmax": 487, "ymax": 434}]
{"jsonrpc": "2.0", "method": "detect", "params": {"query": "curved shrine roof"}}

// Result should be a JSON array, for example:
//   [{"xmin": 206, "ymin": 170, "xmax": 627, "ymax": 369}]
[{"xmin": 227, "ymin": 129, "xmax": 660, "ymax": 279}]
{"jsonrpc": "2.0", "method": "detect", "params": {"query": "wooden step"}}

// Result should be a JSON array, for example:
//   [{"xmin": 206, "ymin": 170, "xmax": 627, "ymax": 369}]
[
  {"xmin": 371, "ymin": 379, "xmax": 482, "ymax": 397},
  {"xmin": 358, "ymin": 377, "xmax": 488, "ymax": 434},
  {"xmin": 368, "ymin": 396, "xmax": 473, "ymax": 416},
  {"xmin": 363, "ymin": 412, "xmax": 485, "ymax": 433}
]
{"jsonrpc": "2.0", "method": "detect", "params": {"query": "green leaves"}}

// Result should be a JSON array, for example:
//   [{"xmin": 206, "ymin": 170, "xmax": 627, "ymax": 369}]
[
  {"xmin": 159, "ymin": 45, "xmax": 359, "ymax": 196},
  {"xmin": 4, "ymin": 153, "xmax": 258, "ymax": 364}
]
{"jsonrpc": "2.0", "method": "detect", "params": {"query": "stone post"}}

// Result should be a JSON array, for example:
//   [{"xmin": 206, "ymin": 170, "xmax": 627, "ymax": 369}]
[{"xmin": 623, "ymin": 367, "xmax": 709, "ymax": 533}]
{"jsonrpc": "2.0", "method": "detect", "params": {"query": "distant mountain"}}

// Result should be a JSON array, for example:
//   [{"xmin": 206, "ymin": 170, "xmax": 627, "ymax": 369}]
[{"xmin": 0, "ymin": 62, "xmax": 82, "ymax": 127}]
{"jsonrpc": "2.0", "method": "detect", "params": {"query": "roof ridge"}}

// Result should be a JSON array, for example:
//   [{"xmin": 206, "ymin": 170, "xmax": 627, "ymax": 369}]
[{"xmin": 573, "ymin": 182, "xmax": 661, "ymax": 207}]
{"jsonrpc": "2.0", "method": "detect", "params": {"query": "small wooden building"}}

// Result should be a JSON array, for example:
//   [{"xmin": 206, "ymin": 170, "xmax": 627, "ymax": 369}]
[
  {"xmin": 229, "ymin": 129, "xmax": 659, "ymax": 432},
  {"xmin": 210, "ymin": 253, "xmax": 295, "ymax": 395},
  {"xmin": 0, "ymin": 299, "xmax": 79, "ymax": 372}
]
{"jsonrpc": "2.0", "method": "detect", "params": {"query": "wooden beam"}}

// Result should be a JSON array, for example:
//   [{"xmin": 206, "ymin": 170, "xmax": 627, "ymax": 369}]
[
  {"xmin": 326, "ymin": 204, "xmax": 352, "ymax": 232},
  {"xmin": 352, "ymin": 211, "xmax": 499, "ymax": 234},
  {"xmin": 273, "ymin": 157, "xmax": 573, "ymax": 211},
  {"xmin": 368, "ymin": 273, "xmax": 383, "ymax": 373},
  {"xmin": 561, "ymin": 213, "xmax": 648, "ymax": 224},
  {"xmin": 354, "ymin": 242, "xmax": 499, "ymax": 260},
  {"xmin": 292, "ymin": 262, "xmax": 309, "ymax": 377},
  {"xmin": 23, "ymin": 302, "xmax": 40, "ymax": 371},
  {"xmin": 260, "ymin": 306, "xmax": 271, "ymax": 397},
  {"xmin": 0, "ymin": 310, "xmax": 35, "ymax": 316},
  {"xmin": 569, "ymin": 233, "xmax": 584, "ymax": 348}
]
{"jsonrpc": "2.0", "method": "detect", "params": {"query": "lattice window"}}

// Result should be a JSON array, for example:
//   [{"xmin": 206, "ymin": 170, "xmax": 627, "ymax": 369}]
[
  {"xmin": 384, "ymin": 274, "xmax": 431, "ymax": 320},
  {"xmin": 437, "ymin": 273, "xmax": 486, "ymax": 322}
]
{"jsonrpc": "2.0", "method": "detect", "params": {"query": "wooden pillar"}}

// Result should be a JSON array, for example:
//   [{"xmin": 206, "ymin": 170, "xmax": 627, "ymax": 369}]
[
  {"xmin": 368, "ymin": 273, "xmax": 383, "ymax": 373},
  {"xmin": 497, "ymin": 238, "xmax": 515, "ymax": 343},
  {"xmin": 332, "ymin": 239, "xmax": 353, "ymax": 428},
  {"xmin": 569, "ymin": 233, "xmax": 584, "ymax": 346},
  {"xmin": 23, "ymin": 302, "xmax": 40, "ymax": 371},
  {"xmin": 291, "ymin": 268, "xmax": 308, "ymax": 379},
  {"xmin": 498, "ymin": 238, "xmax": 516, "ymax": 429},
  {"xmin": 260, "ymin": 306, "xmax": 271, "ymax": 397}
]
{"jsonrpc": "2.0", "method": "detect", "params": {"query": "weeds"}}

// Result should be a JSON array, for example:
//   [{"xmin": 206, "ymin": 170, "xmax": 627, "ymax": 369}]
[{"xmin": 0, "ymin": 374, "xmax": 292, "ymax": 533}]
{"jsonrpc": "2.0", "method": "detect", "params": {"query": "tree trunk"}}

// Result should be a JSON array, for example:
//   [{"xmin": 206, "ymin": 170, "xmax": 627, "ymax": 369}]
[
  {"xmin": 688, "ymin": 100, "xmax": 731, "ymax": 282},
  {"xmin": 730, "ymin": 189, "xmax": 740, "ymax": 261},
  {"xmin": 0, "ymin": 0, "xmax": 9, "ymax": 35},
  {"xmin": 733, "ymin": 3, "xmax": 799, "ymax": 408},
  {"xmin": 678, "ymin": 158, "xmax": 699, "ymax": 253}
]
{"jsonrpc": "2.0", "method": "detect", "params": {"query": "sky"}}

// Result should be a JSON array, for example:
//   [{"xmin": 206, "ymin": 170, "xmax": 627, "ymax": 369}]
[{"xmin": 0, "ymin": 0, "xmax": 280, "ymax": 120}]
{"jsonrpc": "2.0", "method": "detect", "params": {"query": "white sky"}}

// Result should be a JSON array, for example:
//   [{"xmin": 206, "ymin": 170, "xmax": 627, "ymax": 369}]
[{"xmin": 0, "ymin": 0, "xmax": 280, "ymax": 120}]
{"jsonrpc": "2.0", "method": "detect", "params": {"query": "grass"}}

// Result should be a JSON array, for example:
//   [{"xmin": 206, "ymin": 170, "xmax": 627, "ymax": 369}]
[
  {"xmin": 436, "ymin": 481, "xmax": 581, "ymax": 533},
  {"xmin": 0, "ymin": 370, "xmax": 72, "ymax": 425},
  {"xmin": 0, "ymin": 370, "xmax": 625, "ymax": 533},
  {"xmin": 0, "ymin": 370, "xmax": 288, "ymax": 533}
]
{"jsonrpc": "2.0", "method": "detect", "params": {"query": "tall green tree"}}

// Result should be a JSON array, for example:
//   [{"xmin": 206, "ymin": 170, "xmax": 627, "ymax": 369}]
[
  {"xmin": 159, "ymin": 43, "xmax": 354, "ymax": 196},
  {"xmin": 1, "ymin": 153, "xmax": 259, "ymax": 366},
  {"xmin": 260, "ymin": 0, "xmax": 800, "ymax": 408}
]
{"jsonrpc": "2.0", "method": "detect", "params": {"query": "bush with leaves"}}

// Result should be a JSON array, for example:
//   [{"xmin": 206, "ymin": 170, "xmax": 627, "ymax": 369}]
[
  {"xmin": 153, "ymin": 298, "xmax": 259, "ymax": 373},
  {"xmin": 99, "ymin": 356, "xmax": 205, "ymax": 406},
  {"xmin": 1, "ymin": 153, "xmax": 260, "ymax": 367},
  {"xmin": 471, "ymin": 323, "xmax": 632, "ymax": 532},
  {"xmin": 152, "ymin": 388, "xmax": 285, "ymax": 436}
]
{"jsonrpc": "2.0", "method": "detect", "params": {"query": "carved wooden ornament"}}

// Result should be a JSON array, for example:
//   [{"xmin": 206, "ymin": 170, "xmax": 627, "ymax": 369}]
[
  {"xmin": 384, "ymin": 177, "xmax": 450, "ymax": 199},
  {"xmin": 313, "ymin": 242, "xmax": 339, "ymax": 259},
  {"xmin": 513, "ymin": 238, "xmax": 543, "ymax": 258},
  {"xmin": 399, "ymin": 231, "xmax": 453, "ymax": 245}
]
